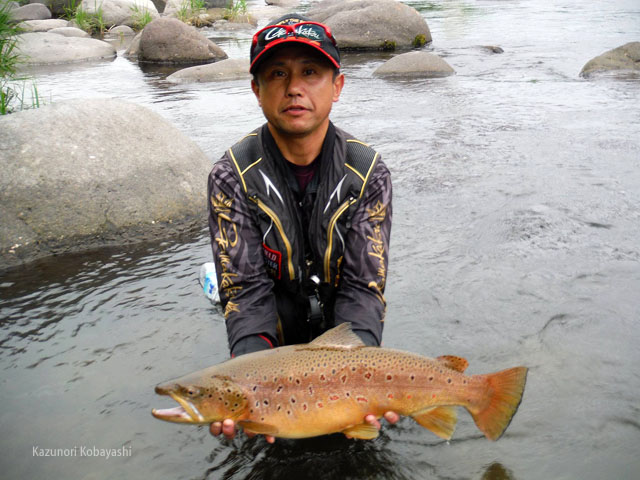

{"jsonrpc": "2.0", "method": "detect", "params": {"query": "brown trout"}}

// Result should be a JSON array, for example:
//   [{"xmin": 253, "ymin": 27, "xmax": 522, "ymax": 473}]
[{"xmin": 152, "ymin": 324, "xmax": 527, "ymax": 441}]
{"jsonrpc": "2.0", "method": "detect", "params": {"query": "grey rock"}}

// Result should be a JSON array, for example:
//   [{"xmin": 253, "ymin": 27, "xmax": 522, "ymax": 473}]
[
  {"xmin": 203, "ymin": 0, "xmax": 227, "ymax": 7},
  {"xmin": 138, "ymin": 17, "xmax": 227, "ymax": 64},
  {"xmin": 0, "ymin": 98, "xmax": 210, "ymax": 269},
  {"xmin": 580, "ymin": 41, "xmax": 640, "ymax": 78},
  {"xmin": 107, "ymin": 24, "xmax": 136, "ymax": 36},
  {"xmin": 166, "ymin": 57, "xmax": 250, "ymax": 83},
  {"xmin": 29, "ymin": 0, "xmax": 76, "ymax": 17},
  {"xmin": 17, "ymin": 18, "xmax": 68, "ymax": 32},
  {"xmin": 374, "ymin": 51, "xmax": 454, "ymax": 77},
  {"xmin": 123, "ymin": 31, "xmax": 141, "ymax": 58},
  {"xmin": 80, "ymin": 0, "xmax": 159, "ymax": 28},
  {"xmin": 265, "ymin": 0, "xmax": 300, "ymax": 6},
  {"xmin": 16, "ymin": 32, "xmax": 116, "ymax": 64},
  {"xmin": 9, "ymin": 3, "xmax": 51, "ymax": 21},
  {"xmin": 48, "ymin": 26, "xmax": 91, "ymax": 37},
  {"xmin": 308, "ymin": 0, "xmax": 431, "ymax": 51}
]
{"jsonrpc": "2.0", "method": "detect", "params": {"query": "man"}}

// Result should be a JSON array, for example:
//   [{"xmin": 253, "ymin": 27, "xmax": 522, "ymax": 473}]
[{"xmin": 207, "ymin": 14, "xmax": 395, "ymax": 442}]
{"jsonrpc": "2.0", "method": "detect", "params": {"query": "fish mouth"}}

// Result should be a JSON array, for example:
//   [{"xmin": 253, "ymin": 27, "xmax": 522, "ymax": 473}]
[{"xmin": 152, "ymin": 391, "xmax": 205, "ymax": 424}]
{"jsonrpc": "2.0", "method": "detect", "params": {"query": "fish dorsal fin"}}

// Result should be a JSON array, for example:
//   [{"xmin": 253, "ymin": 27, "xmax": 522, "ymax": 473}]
[
  {"xmin": 307, "ymin": 323, "xmax": 365, "ymax": 349},
  {"xmin": 436, "ymin": 355, "xmax": 469, "ymax": 373}
]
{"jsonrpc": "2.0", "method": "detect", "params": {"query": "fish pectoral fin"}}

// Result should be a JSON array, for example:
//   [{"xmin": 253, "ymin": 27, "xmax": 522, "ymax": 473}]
[
  {"xmin": 411, "ymin": 406, "xmax": 458, "ymax": 440},
  {"xmin": 237, "ymin": 420, "xmax": 279, "ymax": 436},
  {"xmin": 342, "ymin": 423, "xmax": 380, "ymax": 440}
]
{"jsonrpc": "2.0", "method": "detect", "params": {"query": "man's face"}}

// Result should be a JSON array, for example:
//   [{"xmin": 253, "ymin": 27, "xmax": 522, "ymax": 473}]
[{"xmin": 251, "ymin": 44, "xmax": 344, "ymax": 140}]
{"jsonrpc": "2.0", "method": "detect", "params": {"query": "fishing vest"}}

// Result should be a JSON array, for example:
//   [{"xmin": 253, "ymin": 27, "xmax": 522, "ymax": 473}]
[{"xmin": 226, "ymin": 126, "xmax": 379, "ymax": 295}]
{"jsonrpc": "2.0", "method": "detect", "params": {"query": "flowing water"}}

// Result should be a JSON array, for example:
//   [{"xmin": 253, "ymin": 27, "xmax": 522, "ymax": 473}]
[{"xmin": 1, "ymin": 1, "xmax": 639, "ymax": 478}]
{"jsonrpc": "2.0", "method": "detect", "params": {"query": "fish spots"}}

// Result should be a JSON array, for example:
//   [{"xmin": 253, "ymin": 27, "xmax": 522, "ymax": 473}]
[
  {"xmin": 302, "ymin": 403, "xmax": 308, "ymax": 411},
  {"xmin": 387, "ymin": 393, "xmax": 394, "ymax": 399},
  {"xmin": 290, "ymin": 397, "xmax": 296, "ymax": 404},
  {"xmin": 255, "ymin": 400, "xmax": 260, "ymax": 408},
  {"xmin": 341, "ymin": 375, "xmax": 348, "ymax": 384},
  {"xmin": 463, "ymin": 380, "xmax": 467, "ymax": 385},
  {"xmin": 329, "ymin": 394, "xmax": 340, "ymax": 401},
  {"xmin": 432, "ymin": 393, "xmax": 436, "ymax": 399},
  {"xmin": 447, "ymin": 378, "xmax": 452, "ymax": 384},
  {"xmin": 356, "ymin": 396, "xmax": 368, "ymax": 403},
  {"xmin": 295, "ymin": 379, "xmax": 301, "ymax": 385},
  {"xmin": 263, "ymin": 399, "xmax": 269, "ymax": 406},
  {"xmin": 386, "ymin": 374, "xmax": 393, "ymax": 381},
  {"xmin": 410, "ymin": 374, "xmax": 415, "ymax": 382},
  {"xmin": 364, "ymin": 372, "xmax": 372, "ymax": 380},
  {"xmin": 428, "ymin": 376, "xmax": 434, "ymax": 382},
  {"xmin": 252, "ymin": 385, "xmax": 258, "ymax": 392},
  {"xmin": 276, "ymin": 385, "xmax": 284, "ymax": 394},
  {"xmin": 406, "ymin": 394, "xmax": 412, "ymax": 400},
  {"xmin": 308, "ymin": 386, "xmax": 314, "ymax": 396},
  {"xmin": 320, "ymin": 374, "xmax": 326, "ymax": 381},
  {"xmin": 316, "ymin": 402, "xmax": 324, "ymax": 409}
]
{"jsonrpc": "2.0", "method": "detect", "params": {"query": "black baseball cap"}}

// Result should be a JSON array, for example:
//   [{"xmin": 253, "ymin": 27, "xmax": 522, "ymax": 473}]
[{"xmin": 250, "ymin": 14, "xmax": 341, "ymax": 75}]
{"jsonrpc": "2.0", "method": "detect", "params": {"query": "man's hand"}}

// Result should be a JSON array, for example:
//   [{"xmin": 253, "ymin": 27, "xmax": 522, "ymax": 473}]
[
  {"xmin": 209, "ymin": 419, "xmax": 276, "ymax": 444},
  {"xmin": 365, "ymin": 411, "xmax": 400, "ymax": 430},
  {"xmin": 210, "ymin": 411, "xmax": 399, "ymax": 442}
]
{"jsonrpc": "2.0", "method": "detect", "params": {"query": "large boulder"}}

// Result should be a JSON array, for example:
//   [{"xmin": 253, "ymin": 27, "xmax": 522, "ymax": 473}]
[
  {"xmin": 374, "ymin": 51, "xmax": 454, "ymax": 77},
  {"xmin": 580, "ymin": 42, "xmax": 640, "ymax": 78},
  {"xmin": 0, "ymin": 99, "xmax": 211, "ymax": 268},
  {"xmin": 166, "ymin": 58, "xmax": 250, "ymax": 83},
  {"xmin": 17, "ymin": 18, "xmax": 68, "ymax": 32},
  {"xmin": 308, "ymin": 0, "xmax": 431, "ymax": 50},
  {"xmin": 80, "ymin": 0, "xmax": 159, "ymax": 28},
  {"xmin": 137, "ymin": 17, "xmax": 227, "ymax": 64},
  {"xmin": 9, "ymin": 3, "xmax": 51, "ymax": 21},
  {"xmin": 15, "ymin": 32, "xmax": 116, "ymax": 64}
]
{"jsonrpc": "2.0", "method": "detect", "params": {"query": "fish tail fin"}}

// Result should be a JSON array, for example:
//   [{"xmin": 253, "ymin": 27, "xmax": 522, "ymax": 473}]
[{"xmin": 469, "ymin": 366, "xmax": 528, "ymax": 441}]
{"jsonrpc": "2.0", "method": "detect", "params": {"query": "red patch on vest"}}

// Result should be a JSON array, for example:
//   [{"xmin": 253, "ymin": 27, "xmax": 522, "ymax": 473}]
[{"xmin": 262, "ymin": 243, "xmax": 282, "ymax": 279}]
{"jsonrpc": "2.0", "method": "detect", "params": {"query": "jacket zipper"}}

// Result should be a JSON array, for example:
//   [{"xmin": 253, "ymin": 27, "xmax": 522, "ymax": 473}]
[
  {"xmin": 250, "ymin": 196, "xmax": 296, "ymax": 281},
  {"xmin": 324, "ymin": 197, "xmax": 357, "ymax": 283}
]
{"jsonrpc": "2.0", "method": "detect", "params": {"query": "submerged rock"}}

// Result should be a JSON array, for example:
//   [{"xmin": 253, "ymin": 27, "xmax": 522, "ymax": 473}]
[
  {"xmin": 308, "ymin": 0, "xmax": 431, "ymax": 51},
  {"xmin": 0, "ymin": 98, "xmax": 211, "ymax": 269},
  {"xmin": 374, "ymin": 51, "xmax": 454, "ymax": 77},
  {"xmin": 138, "ymin": 17, "xmax": 227, "ymax": 64},
  {"xmin": 16, "ymin": 32, "xmax": 116, "ymax": 64},
  {"xmin": 166, "ymin": 58, "xmax": 250, "ymax": 83},
  {"xmin": 580, "ymin": 42, "xmax": 640, "ymax": 78}
]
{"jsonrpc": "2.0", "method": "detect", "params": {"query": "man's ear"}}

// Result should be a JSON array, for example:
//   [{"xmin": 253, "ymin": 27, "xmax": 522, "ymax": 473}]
[
  {"xmin": 251, "ymin": 78, "xmax": 261, "ymax": 106},
  {"xmin": 332, "ymin": 73, "xmax": 345, "ymax": 103}
]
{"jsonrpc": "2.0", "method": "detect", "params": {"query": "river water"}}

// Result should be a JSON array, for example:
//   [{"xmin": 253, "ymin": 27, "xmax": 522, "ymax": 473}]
[{"xmin": 1, "ymin": 1, "xmax": 639, "ymax": 479}]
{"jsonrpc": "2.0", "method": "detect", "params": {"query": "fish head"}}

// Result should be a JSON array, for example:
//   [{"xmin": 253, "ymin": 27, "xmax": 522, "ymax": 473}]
[{"xmin": 152, "ymin": 374, "xmax": 247, "ymax": 424}]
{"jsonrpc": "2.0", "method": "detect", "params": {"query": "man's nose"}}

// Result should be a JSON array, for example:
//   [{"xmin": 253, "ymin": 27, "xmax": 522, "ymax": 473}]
[{"xmin": 286, "ymin": 73, "xmax": 304, "ymax": 96}]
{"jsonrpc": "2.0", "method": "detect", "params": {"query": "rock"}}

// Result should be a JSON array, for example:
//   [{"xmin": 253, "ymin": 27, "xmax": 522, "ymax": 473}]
[
  {"xmin": 265, "ymin": 0, "xmax": 300, "ymax": 7},
  {"xmin": 16, "ymin": 32, "xmax": 116, "ymax": 64},
  {"xmin": 0, "ymin": 98, "xmax": 211, "ymax": 268},
  {"xmin": 203, "ymin": 0, "xmax": 227, "ymax": 7},
  {"xmin": 29, "ymin": 0, "xmax": 76, "ymax": 17},
  {"xmin": 373, "ymin": 51, "xmax": 454, "ymax": 77},
  {"xmin": 123, "ymin": 31, "xmax": 141, "ymax": 58},
  {"xmin": 9, "ymin": 3, "xmax": 51, "ymax": 21},
  {"xmin": 48, "ymin": 26, "xmax": 91, "ymax": 37},
  {"xmin": 16, "ymin": 18, "xmax": 68, "ymax": 32},
  {"xmin": 138, "ymin": 17, "xmax": 227, "ymax": 64},
  {"xmin": 80, "ymin": 0, "xmax": 159, "ymax": 28},
  {"xmin": 107, "ymin": 24, "xmax": 135, "ymax": 36},
  {"xmin": 308, "ymin": 0, "xmax": 431, "ymax": 51},
  {"xmin": 580, "ymin": 41, "xmax": 640, "ymax": 78},
  {"xmin": 166, "ymin": 58, "xmax": 250, "ymax": 83}
]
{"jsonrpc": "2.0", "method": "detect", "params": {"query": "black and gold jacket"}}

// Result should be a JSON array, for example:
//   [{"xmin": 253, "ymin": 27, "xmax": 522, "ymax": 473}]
[{"xmin": 208, "ymin": 123, "xmax": 392, "ymax": 353}]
